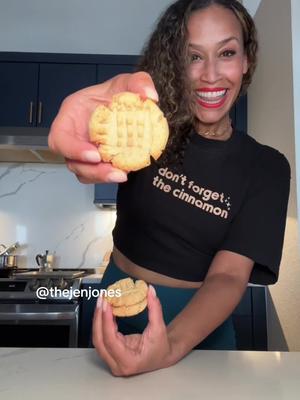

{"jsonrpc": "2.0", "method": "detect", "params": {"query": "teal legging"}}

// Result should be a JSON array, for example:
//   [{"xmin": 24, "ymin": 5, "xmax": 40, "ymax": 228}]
[{"xmin": 98, "ymin": 257, "xmax": 237, "ymax": 350}]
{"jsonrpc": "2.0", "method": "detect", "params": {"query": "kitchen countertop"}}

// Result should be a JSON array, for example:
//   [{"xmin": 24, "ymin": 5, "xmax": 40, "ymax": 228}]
[
  {"xmin": 0, "ymin": 348, "xmax": 299, "ymax": 399},
  {"xmin": 82, "ymin": 273, "xmax": 103, "ymax": 283}
]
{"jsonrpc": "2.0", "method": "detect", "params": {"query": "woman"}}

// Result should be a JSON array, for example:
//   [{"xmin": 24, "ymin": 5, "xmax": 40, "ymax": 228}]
[{"xmin": 49, "ymin": 0, "xmax": 290, "ymax": 376}]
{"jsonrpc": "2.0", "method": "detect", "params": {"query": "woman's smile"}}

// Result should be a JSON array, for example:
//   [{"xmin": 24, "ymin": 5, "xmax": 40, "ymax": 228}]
[{"xmin": 196, "ymin": 88, "xmax": 228, "ymax": 108}]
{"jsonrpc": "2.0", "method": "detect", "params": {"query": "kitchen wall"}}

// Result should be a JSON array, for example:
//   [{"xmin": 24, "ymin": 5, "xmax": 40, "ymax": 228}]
[
  {"xmin": 0, "ymin": 163, "xmax": 116, "ymax": 268},
  {"xmin": 246, "ymin": 0, "xmax": 300, "ymax": 351},
  {"xmin": 0, "ymin": 0, "xmax": 172, "ymax": 55},
  {"xmin": 291, "ymin": 0, "xmax": 300, "ymax": 250}
]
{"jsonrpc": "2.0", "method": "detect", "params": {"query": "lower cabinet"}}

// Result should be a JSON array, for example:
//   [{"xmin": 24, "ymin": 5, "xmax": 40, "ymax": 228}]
[
  {"xmin": 78, "ymin": 283, "xmax": 267, "ymax": 350},
  {"xmin": 94, "ymin": 183, "xmax": 118, "ymax": 207},
  {"xmin": 78, "ymin": 283, "xmax": 99, "ymax": 348},
  {"xmin": 232, "ymin": 286, "xmax": 268, "ymax": 350}
]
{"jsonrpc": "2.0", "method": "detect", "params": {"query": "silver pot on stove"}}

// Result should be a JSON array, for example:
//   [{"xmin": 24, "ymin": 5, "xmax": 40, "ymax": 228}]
[
  {"xmin": 0, "ymin": 242, "xmax": 19, "ymax": 269},
  {"xmin": 1, "ymin": 255, "xmax": 18, "ymax": 268}
]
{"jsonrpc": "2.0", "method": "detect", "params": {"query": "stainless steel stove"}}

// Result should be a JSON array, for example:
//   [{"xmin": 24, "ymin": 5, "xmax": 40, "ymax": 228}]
[
  {"xmin": 0, "ymin": 269, "xmax": 85, "ymax": 301},
  {"xmin": 0, "ymin": 269, "xmax": 88, "ymax": 348}
]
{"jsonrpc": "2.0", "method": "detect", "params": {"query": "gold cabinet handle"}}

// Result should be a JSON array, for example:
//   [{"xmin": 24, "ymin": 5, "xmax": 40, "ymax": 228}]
[
  {"xmin": 38, "ymin": 101, "xmax": 43, "ymax": 124},
  {"xmin": 29, "ymin": 101, "xmax": 33, "ymax": 124}
]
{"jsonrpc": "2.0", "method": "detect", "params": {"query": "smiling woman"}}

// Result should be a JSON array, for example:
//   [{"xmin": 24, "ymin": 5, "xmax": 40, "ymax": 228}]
[{"xmin": 48, "ymin": 0, "xmax": 291, "ymax": 377}]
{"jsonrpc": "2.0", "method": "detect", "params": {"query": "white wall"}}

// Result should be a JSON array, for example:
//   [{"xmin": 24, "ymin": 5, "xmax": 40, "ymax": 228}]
[
  {"xmin": 0, "ymin": 0, "xmax": 172, "ymax": 55},
  {"xmin": 247, "ymin": 0, "xmax": 300, "ymax": 351},
  {"xmin": 292, "ymin": 0, "xmax": 300, "ymax": 244}
]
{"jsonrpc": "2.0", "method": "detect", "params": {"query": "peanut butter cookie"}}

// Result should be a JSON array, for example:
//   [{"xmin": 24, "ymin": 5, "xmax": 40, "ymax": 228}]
[
  {"xmin": 105, "ymin": 277, "xmax": 148, "ymax": 317},
  {"xmin": 89, "ymin": 92, "xmax": 169, "ymax": 171}
]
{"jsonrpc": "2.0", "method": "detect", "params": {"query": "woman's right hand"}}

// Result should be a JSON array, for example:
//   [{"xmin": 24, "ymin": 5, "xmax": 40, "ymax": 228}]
[{"xmin": 48, "ymin": 72, "xmax": 158, "ymax": 184}]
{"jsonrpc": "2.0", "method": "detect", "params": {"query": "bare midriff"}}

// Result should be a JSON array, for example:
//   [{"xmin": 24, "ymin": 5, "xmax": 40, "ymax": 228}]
[{"xmin": 112, "ymin": 246, "xmax": 203, "ymax": 289}]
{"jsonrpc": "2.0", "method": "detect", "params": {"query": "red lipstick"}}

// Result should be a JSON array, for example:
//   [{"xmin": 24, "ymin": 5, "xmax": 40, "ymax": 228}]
[{"xmin": 197, "ymin": 87, "xmax": 227, "ymax": 92}]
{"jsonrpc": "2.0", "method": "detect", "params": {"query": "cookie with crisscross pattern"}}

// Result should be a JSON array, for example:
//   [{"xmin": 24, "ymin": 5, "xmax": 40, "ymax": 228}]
[
  {"xmin": 105, "ymin": 277, "xmax": 148, "ymax": 317},
  {"xmin": 89, "ymin": 92, "xmax": 169, "ymax": 171}
]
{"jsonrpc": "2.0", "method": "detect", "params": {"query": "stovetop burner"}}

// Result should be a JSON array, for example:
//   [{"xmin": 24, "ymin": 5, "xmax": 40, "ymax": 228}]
[
  {"xmin": 0, "ymin": 268, "xmax": 90, "ymax": 279},
  {"xmin": 14, "ymin": 269, "xmax": 85, "ymax": 279},
  {"xmin": 0, "ymin": 268, "xmax": 28, "ymax": 279},
  {"xmin": 0, "ymin": 269, "xmax": 92, "ymax": 301}
]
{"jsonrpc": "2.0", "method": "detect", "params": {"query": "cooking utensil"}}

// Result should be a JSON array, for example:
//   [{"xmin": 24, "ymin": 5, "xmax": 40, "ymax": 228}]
[{"xmin": 36, "ymin": 250, "xmax": 54, "ymax": 271}]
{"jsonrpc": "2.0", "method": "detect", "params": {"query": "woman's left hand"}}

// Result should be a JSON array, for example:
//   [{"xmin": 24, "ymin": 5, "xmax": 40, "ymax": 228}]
[{"xmin": 92, "ymin": 285, "xmax": 176, "ymax": 376}]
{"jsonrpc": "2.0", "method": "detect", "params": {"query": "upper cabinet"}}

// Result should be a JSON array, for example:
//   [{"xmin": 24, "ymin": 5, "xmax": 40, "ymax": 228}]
[
  {"xmin": 231, "ymin": 94, "xmax": 247, "ymax": 133},
  {"xmin": 0, "ymin": 62, "xmax": 96, "ymax": 129},
  {"xmin": 97, "ymin": 64, "xmax": 135, "ymax": 83},
  {"xmin": 0, "ymin": 62, "xmax": 39, "ymax": 127},
  {"xmin": 38, "ymin": 63, "xmax": 97, "ymax": 127},
  {"xmin": 0, "ymin": 53, "xmax": 139, "ymax": 132}
]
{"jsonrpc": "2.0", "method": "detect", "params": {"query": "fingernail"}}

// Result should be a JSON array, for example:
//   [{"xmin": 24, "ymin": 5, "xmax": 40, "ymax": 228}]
[
  {"xmin": 97, "ymin": 296, "xmax": 103, "ymax": 309},
  {"xmin": 102, "ymin": 299, "xmax": 108, "ymax": 312},
  {"xmin": 107, "ymin": 171, "xmax": 127, "ymax": 183},
  {"xmin": 149, "ymin": 285, "xmax": 156, "ymax": 298},
  {"xmin": 144, "ymin": 87, "xmax": 159, "ymax": 102},
  {"xmin": 82, "ymin": 150, "xmax": 101, "ymax": 163}
]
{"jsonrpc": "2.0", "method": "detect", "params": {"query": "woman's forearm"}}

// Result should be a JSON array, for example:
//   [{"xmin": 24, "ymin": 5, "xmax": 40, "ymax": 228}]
[{"xmin": 166, "ymin": 273, "xmax": 248, "ymax": 364}]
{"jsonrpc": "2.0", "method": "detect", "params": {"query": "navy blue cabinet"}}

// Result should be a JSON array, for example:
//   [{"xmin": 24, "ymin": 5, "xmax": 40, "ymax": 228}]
[
  {"xmin": 230, "ymin": 94, "xmax": 247, "ymax": 133},
  {"xmin": 97, "ymin": 64, "xmax": 135, "ymax": 83},
  {"xmin": 251, "ymin": 286, "xmax": 268, "ymax": 350},
  {"xmin": 0, "ymin": 52, "xmax": 139, "ymax": 133},
  {"xmin": 78, "ymin": 282, "xmax": 99, "ymax": 348},
  {"xmin": 0, "ymin": 61, "xmax": 96, "ymax": 129},
  {"xmin": 0, "ymin": 62, "xmax": 39, "ymax": 127},
  {"xmin": 94, "ymin": 183, "xmax": 118, "ymax": 207},
  {"xmin": 38, "ymin": 63, "xmax": 97, "ymax": 127},
  {"xmin": 232, "ymin": 286, "xmax": 268, "ymax": 350}
]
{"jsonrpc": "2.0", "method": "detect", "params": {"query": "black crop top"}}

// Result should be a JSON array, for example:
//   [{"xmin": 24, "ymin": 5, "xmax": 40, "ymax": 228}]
[{"xmin": 112, "ymin": 130, "xmax": 291, "ymax": 285}]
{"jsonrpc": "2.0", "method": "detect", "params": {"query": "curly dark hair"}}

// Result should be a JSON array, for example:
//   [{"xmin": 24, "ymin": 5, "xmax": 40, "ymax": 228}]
[{"xmin": 137, "ymin": 0, "xmax": 258, "ymax": 167}]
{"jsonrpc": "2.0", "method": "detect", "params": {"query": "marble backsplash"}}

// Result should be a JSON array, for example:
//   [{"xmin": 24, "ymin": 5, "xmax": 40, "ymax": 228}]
[{"xmin": 0, "ymin": 163, "xmax": 115, "ymax": 269}]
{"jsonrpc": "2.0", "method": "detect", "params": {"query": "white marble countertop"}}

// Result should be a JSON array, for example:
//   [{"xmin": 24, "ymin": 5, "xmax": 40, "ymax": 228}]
[
  {"xmin": 82, "ymin": 273, "xmax": 103, "ymax": 283},
  {"xmin": 0, "ymin": 348, "xmax": 299, "ymax": 399}
]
